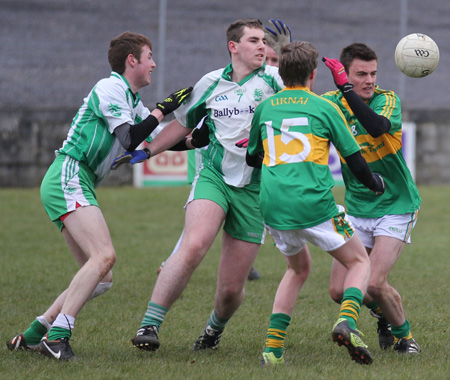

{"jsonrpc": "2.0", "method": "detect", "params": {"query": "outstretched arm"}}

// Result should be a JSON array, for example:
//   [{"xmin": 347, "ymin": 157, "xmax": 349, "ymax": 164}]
[
  {"xmin": 164, "ymin": 116, "xmax": 210, "ymax": 151},
  {"xmin": 111, "ymin": 120, "xmax": 191, "ymax": 170},
  {"xmin": 322, "ymin": 57, "xmax": 391, "ymax": 138},
  {"xmin": 113, "ymin": 86, "xmax": 193, "ymax": 151},
  {"xmin": 146, "ymin": 119, "xmax": 191, "ymax": 156}
]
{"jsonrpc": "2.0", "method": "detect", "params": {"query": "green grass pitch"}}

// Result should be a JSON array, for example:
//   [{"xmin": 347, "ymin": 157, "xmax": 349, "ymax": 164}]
[{"xmin": 1, "ymin": 186, "xmax": 448, "ymax": 379}]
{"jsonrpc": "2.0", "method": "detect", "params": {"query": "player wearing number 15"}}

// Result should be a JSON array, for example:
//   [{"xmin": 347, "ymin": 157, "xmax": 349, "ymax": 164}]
[{"xmin": 247, "ymin": 41, "xmax": 386, "ymax": 366}]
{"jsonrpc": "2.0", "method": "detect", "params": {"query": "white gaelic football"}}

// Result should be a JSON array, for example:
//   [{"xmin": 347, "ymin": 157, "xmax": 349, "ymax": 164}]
[{"xmin": 395, "ymin": 33, "xmax": 440, "ymax": 78}]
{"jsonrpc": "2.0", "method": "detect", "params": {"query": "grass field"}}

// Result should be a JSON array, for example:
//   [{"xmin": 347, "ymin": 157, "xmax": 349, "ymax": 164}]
[{"xmin": 1, "ymin": 185, "xmax": 449, "ymax": 380}]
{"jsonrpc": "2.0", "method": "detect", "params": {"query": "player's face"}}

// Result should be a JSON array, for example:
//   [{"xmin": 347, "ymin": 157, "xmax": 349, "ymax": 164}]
[
  {"xmin": 347, "ymin": 58, "xmax": 377, "ymax": 101},
  {"xmin": 135, "ymin": 45, "xmax": 156, "ymax": 89},
  {"xmin": 235, "ymin": 27, "xmax": 266, "ymax": 70},
  {"xmin": 265, "ymin": 45, "xmax": 279, "ymax": 67}
]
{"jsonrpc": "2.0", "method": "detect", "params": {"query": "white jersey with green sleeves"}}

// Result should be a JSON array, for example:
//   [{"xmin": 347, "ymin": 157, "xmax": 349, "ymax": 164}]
[
  {"xmin": 174, "ymin": 63, "xmax": 284, "ymax": 188},
  {"xmin": 248, "ymin": 87, "xmax": 360, "ymax": 230},
  {"xmin": 321, "ymin": 86, "xmax": 421, "ymax": 217},
  {"xmin": 57, "ymin": 72, "xmax": 157, "ymax": 187}
]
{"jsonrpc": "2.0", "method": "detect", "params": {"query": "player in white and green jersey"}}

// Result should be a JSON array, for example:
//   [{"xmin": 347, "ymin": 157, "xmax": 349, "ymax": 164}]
[
  {"xmin": 174, "ymin": 62, "xmax": 283, "ymax": 187},
  {"xmin": 247, "ymin": 41, "xmax": 386, "ymax": 366},
  {"xmin": 115, "ymin": 19, "xmax": 312, "ymax": 355},
  {"xmin": 322, "ymin": 43, "xmax": 421, "ymax": 355},
  {"xmin": 156, "ymin": 41, "xmax": 288, "ymax": 280},
  {"xmin": 151, "ymin": 60, "xmax": 284, "ymax": 275},
  {"xmin": 6, "ymin": 31, "xmax": 192, "ymax": 360},
  {"xmin": 57, "ymin": 72, "xmax": 152, "ymax": 187}
]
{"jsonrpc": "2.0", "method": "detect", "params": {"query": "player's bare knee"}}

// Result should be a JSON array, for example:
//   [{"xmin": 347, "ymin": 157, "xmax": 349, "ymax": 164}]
[
  {"xmin": 367, "ymin": 281, "xmax": 388, "ymax": 300},
  {"xmin": 102, "ymin": 250, "xmax": 116, "ymax": 270},
  {"xmin": 187, "ymin": 240, "xmax": 210, "ymax": 259},
  {"xmin": 298, "ymin": 263, "xmax": 311, "ymax": 280},
  {"xmin": 329, "ymin": 285, "xmax": 343, "ymax": 304},
  {"xmin": 218, "ymin": 284, "xmax": 244, "ymax": 304},
  {"xmin": 178, "ymin": 248, "xmax": 205, "ymax": 271},
  {"xmin": 94, "ymin": 251, "xmax": 116, "ymax": 279}
]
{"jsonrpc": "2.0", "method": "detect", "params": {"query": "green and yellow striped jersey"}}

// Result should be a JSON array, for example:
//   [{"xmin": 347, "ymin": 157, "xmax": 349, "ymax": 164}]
[
  {"xmin": 322, "ymin": 86, "xmax": 421, "ymax": 217},
  {"xmin": 248, "ymin": 86, "xmax": 360, "ymax": 230}
]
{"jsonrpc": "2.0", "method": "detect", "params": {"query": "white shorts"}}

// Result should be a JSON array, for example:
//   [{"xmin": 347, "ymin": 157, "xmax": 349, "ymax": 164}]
[
  {"xmin": 348, "ymin": 210, "xmax": 419, "ymax": 249},
  {"xmin": 266, "ymin": 205, "xmax": 355, "ymax": 256}
]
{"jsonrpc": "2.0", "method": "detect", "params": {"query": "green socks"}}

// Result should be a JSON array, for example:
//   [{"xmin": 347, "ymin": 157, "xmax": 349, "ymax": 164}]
[
  {"xmin": 339, "ymin": 287, "xmax": 363, "ymax": 330},
  {"xmin": 207, "ymin": 310, "xmax": 229, "ymax": 331},
  {"xmin": 23, "ymin": 318, "xmax": 49, "ymax": 345},
  {"xmin": 47, "ymin": 326, "xmax": 71, "ymax": 341},
  {"xmin": 264, "ymin": 313, "xmax": 291, "ymax": 359},
  {"xmin": 366, "ymin": 300, "xmax": 384, "ymax": 318},
  {"xmin": 392, "ymin": 319, "xmax": 412, "ymax": 340},
  {"xmin": 141, "ymin": 302, "xmax": 168, "ymax": 329}
]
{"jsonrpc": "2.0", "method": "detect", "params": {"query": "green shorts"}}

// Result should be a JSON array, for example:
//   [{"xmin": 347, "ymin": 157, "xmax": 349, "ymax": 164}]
[
  {"xmin": 189, "ymin": 165, "xmax": 265, "ymax": 244},
  {"xmin": 40, "ymin": 154, "xmax": 98, "ymax": 231}
]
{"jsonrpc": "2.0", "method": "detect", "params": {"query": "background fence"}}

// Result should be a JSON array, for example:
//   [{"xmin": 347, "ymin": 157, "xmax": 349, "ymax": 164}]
[{"xmin": 1, "ymin": 0, "xmax": 448, "ymax": 186}]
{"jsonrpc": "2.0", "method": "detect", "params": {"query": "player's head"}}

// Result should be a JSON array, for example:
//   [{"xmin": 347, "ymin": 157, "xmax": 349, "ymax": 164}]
[
  {"xmin": 279, "ymin": 41, "xmax": 318, "ymax": 88},
  {"xmin": 340, "ymin": 43, "xmax": 377, "ymax": 73},
  {"xmin": 108, "ymin": 31, "xmax": 152, "ymax": 74},
  {"xmin": 340, "ymin": 43, "xmax": 378, "ymax": 101},
  {"xmin": 226, "ymin": 19, "xmax": 264, "ymax": 57},
  {"xmin": 265, "ymin": 44, "xmax": 279, "ymax": 67}
]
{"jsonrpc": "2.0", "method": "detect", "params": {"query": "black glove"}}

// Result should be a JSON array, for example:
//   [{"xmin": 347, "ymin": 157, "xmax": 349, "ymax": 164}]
[
  {"xmin": 156, "ymin": 87, "xmax": 193, "ymax": 116},
  {"xmin": 190, "ymin": 117, "xmax": 210, "ymax": 148},
  {"xmin": 370, "ymin": 173, "xmax": 385, "ymax": 195}
]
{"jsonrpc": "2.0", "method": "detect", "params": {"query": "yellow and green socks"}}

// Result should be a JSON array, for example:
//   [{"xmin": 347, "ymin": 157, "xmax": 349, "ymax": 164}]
[
  {"xmin": 264, "ymin": 313, "xmax": 291, "ymax": 359},
  {"xmin": 392, "ymin": 319, "xmax": 412, "ymax": 340},
  {"xmin": 338, "ymin": 287, "xmax": 363, "ymax": 330},
  {"xmin": 366, "ymin": 301, "xmax": 413, "ymax": 340},
  {"xmin": 366, "ymin": 300, "xmax": 384, "ymax": 318}
]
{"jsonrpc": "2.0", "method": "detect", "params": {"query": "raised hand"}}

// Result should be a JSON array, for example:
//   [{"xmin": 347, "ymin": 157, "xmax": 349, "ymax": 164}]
[
  {"xmin": 322, "ymin": 57, "xmax": 349, "ymax": 86},
  {"xmin": 264, "ymin": 19, "xmax": 292, "ymax": 56},
  {"xmin": 156, "ymin": 87, "xmax": 193, "ymax": 116}
]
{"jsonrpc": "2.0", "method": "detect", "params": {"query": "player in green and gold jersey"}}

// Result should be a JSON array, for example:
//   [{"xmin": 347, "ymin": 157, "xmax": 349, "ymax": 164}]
[
  {"xmin": 247, "ymin": 41, "xmax": 385, "ymax": 366},
  {"xmin": 322, "ymin": 43, "xmax": 421, "ymax": 355}
]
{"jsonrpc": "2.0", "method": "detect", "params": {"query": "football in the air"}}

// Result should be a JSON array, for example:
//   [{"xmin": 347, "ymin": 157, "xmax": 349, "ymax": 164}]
[{"xmin": 394, "ymin": 33, "xmax": 439, "ymax": 78}]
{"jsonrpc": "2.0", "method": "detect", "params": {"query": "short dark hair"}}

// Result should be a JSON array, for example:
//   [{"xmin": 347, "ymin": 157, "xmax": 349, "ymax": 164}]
[
  {"xmin": 108, "ymin": 31, "xmax": 152, "ymax": 74},
  {"xmin": 226, "ymin": 19, "xmax": 263, "ymax": 55},
  {"xmin": 339, "ymin": 43, "xmax": 377, "ymax": 73},
  {"xmin": 279, "ymin": 41, "xmax": 318, "ymax": 87}
]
